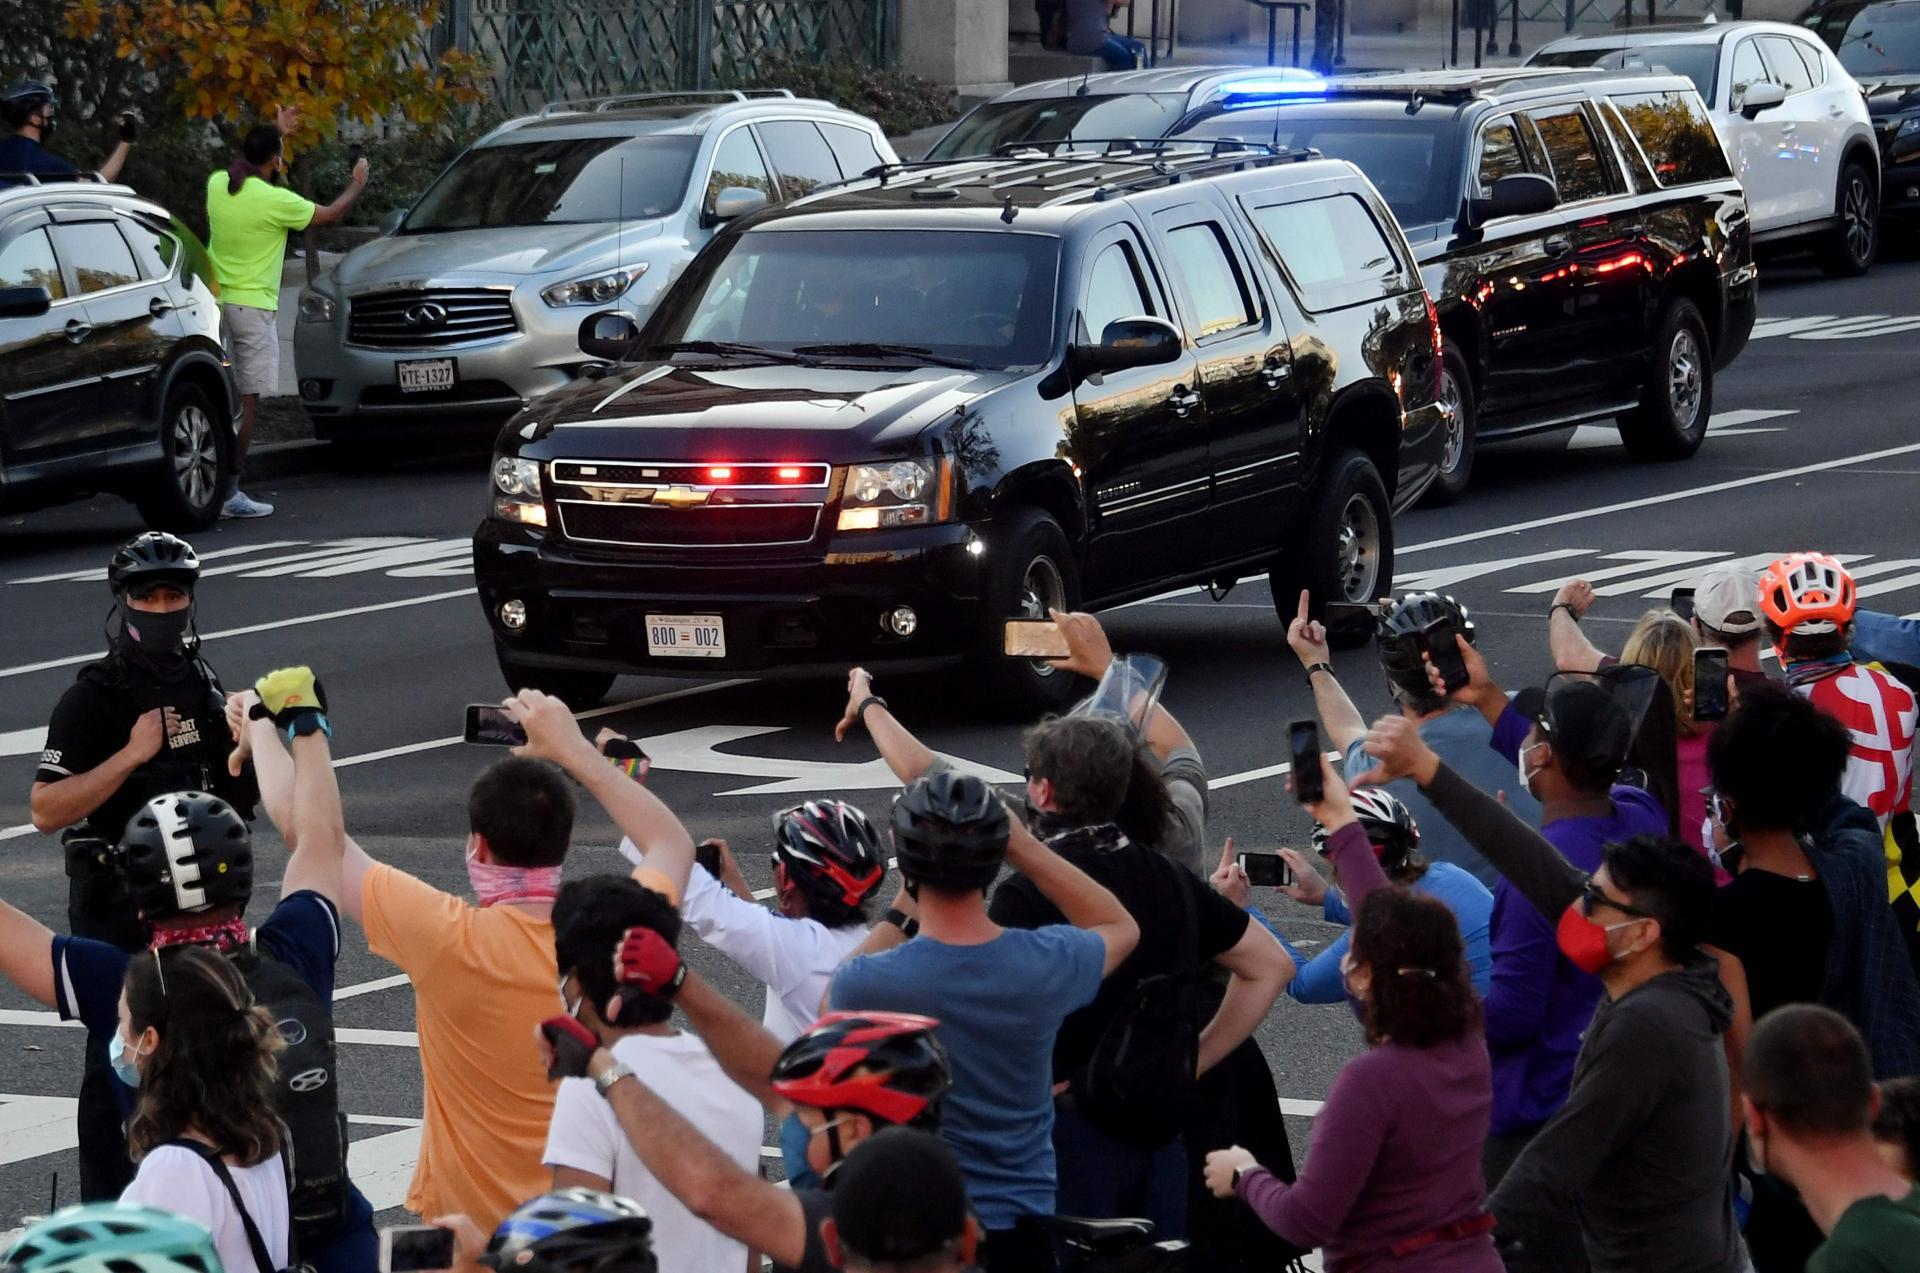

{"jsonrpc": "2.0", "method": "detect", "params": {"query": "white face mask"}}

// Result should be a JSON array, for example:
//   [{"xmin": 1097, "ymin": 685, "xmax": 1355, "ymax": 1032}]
[{"xmin": 1517, "ymin": 743, "xmax": 1547, "ymax": 796}]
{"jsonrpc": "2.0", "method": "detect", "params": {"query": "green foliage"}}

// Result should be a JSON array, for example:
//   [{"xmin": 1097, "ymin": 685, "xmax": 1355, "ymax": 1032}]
[{"xmin": 726, "ymin": 58, "xmax": 958, "ymax": 137}]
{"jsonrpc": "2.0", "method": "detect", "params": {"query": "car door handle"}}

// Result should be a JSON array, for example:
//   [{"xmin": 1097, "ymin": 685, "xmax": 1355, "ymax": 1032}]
[
  {"xmin": 1544, "ymin": 237, "xmax": 1571, "ymax": 257},
  {"xmin": 1262, "ymin": 358, "xmax": 1291, "ymax": 388},
  {"xmin": 148, "ymin": 297, "xmax": 177, "ymax": 319},
  {"xmin": 1169, "ymin": 385, "xmax": 1201, "ymax": 417},
  {"xmin": 64, "ymin": 319, "xmax": 93, "ymax": 344}
]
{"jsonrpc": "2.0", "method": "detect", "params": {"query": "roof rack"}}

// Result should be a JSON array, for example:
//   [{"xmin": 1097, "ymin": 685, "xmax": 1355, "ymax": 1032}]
[
  {"xmin": 538, "ymin": 89, "xmax": 794, "ymax": 116},
  {"xmin": 0, "ymin": 171, "xmax": 109, "ymax": 186},
  {"xmin": 857, "ymin": 139, "xmax": 1322, "ymax": 209}
]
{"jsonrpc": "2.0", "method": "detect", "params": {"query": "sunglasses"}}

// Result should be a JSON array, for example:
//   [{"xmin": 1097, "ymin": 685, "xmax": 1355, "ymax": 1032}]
[{"xmin": 1580, "ymin": 879, "xmax": 1656, "ymax": 921}]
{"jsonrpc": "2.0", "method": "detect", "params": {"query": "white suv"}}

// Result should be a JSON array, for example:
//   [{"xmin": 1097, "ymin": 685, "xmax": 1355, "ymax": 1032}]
[
  {"xmin": 293, "ymin": 91, "xmax": 897, "ymax": 444},
  {"xmin": 1532, "ymin": 20, "xmax": 1880, "ymax": 275}
]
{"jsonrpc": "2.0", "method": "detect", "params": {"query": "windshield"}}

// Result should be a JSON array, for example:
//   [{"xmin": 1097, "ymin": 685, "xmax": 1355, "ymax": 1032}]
[
  {"xmin": 927, "ymin": 94, "xmax": 1190, "ymax": 158},
  {"xmin": 1530, "ymin": 43, "xmax": 1719, "ymax": 99},
  {"xmin": 1805, "ymin": 1, "xmax": 1920, "ymax": 76},
  {"xmin": 1175, "ymin": 109, "xmax": 1460, "ymax": 226},
  {"xmin": 403, "ymin": 135, "xmax": 699, "ymax": 232},
  {"xmin": 654, "ymin": 228, "xmax": 1060, "ymax": 369}
]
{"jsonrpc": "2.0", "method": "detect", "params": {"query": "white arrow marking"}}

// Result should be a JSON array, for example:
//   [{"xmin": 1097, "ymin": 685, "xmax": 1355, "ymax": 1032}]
[
  {"xmin": 7, "ymin": 541, "xmax": 310, "ymax": 585},
  {"xmin": 1796, "ymin": 315, "xmax": 1920, "ymax": 341},
  {"xmin": 1393, "ymin": 548, "xmax": 1593, "ymax": 593},
  {"xmin": 1507, "ymin": 550, "xmax": 1732, "ymax": 594},
  {"xmin": 639, "ymin": 724, "xmax": 1021, "ymax": 796},
  {"xmin": 1749, "ymin": 314, "xmax": 1839, "ymax": 340}
]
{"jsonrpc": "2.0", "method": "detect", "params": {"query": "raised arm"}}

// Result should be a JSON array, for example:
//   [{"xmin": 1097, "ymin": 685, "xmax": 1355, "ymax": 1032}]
[
  {"xmin": 1003, "ymin": 817, "xmax": 1138, "ymax": 975},
  {"xmin": 1285, "ymin": 591, "xmax": 1368, "ymax": 751},
  {"xmin": 1548, "ymin": 580, "xmax": 1607, "ymax": 673},
  {"xmin": 835, "ymin": 668, "xmax": 937, "ymax": 783},
  {"xmin": 674, "ymin": 967, "xmax": 788, "ymax": 1111},
  {"xmin": 306, "ymin": 159, "xmax": 368, "ymax": 227},
  {"xmin": 240, "ymin": 675, "xmax": 379, "ymax": 919},
  {"xmin": 1444, "ymin": 632, "xmax": 1513, "ymax": 732},
  {"xmin": 0, "ymin": 899, "xmax": 57, "ymax": 1008}
]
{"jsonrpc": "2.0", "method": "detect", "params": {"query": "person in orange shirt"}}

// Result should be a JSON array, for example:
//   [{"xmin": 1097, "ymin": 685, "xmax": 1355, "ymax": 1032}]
[{"xmin": 233, "ymin": 676, "xmax": 697, "ymax": 1231}]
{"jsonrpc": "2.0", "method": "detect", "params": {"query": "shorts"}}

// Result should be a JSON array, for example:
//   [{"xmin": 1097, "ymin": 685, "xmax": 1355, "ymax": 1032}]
[{"xmin": 220, "ymin": 303, "xmax": 280, "ymax": 398}]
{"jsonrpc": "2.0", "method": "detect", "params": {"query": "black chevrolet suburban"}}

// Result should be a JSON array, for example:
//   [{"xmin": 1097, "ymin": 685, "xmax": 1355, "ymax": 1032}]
[
  {"xmin": 473, "ymin": 142, "xmax": 1447, "ymax": 709},
  {"xmin": 1174, "ymin": 68, "xmax": 1758, "ymax": 501}
]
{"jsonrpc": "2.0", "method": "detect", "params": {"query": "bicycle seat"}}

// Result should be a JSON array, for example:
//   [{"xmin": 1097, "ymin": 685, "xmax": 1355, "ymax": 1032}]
[{"xmin": 1022, "ymin": 1215, "xmax": 1156, "ymax": 1253}]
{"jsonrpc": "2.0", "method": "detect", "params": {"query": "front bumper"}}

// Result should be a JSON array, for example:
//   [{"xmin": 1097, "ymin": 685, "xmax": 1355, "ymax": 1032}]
[{"xmin": 473, "ymin": 520, "xmax": 992, "ymax": 677}]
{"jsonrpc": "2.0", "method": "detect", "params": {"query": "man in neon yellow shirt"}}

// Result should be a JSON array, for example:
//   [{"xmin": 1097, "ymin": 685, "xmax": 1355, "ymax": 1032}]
[{"xmin": 206, "ymin": 106, "xmax": 367, "ymax": 518}]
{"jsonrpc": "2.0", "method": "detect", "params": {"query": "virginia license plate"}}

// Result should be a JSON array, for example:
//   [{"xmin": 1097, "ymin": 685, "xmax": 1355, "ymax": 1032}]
[
  {"xmin": 645, "ymin": 613, "xmax": 726, "ymax": 658},
  {"xmin": 396, "ymin": 358, "xmax": 456, "ymax": 393}
]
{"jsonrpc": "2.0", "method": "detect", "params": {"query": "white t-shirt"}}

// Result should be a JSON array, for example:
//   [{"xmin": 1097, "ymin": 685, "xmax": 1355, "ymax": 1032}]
[
  {"xmin": 621, "ymin": 838, "xmax": 871, "ymax": 1042},
  {"xmin": 122, "ymin": 1145, "xmax": 289, "ymax": 1273},
  {"xmin": 542, "ymin": 1030, "xmax": 762, "ymax": 1271}
]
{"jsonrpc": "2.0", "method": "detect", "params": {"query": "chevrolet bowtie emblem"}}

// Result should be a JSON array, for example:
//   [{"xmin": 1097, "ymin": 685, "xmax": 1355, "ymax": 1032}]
[{"xmin": 651, "ymin": 485, "xmax": 711, "ymax": 508}]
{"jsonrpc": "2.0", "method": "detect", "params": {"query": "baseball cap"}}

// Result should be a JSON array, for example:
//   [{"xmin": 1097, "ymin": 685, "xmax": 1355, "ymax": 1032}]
[
  {"xmin": 1693, "ymin": 564, "xmax": 1762, "ymax": 636},
  {"xmin": 830, "ymin": 1128, "xmax": 970, "ymax": 1263},
  {"xmin": 1510, "ymin": 666, "xmax": 1660, "ymax": 774}
]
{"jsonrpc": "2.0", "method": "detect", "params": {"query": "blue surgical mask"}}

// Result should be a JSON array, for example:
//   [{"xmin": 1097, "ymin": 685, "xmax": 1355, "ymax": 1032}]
[{"xmin": 107, "ymin": 1031, "xmax": 144, "ymax": 1088}]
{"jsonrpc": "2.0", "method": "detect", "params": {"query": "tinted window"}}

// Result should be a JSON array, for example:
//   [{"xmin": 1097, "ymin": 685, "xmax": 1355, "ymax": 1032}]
[
  {"xmin": 1175, "ymin": 110, "xmax": 1460, "ymax": 226},
  {"xmin": 926, "ymin": 94, "xmax": 1189, "ymax": 159},
  {"xmin": 119, "ymin": 218, "xmax": 181, "ymax": 280},
  {"xmin": 760, "ymin": 121, "xmax": 842, "ymax": 199},
  {"xmin": 1531, "ymin": 42, "xmax": 1719, "ymax": 100},
  {"xmin": 405, "ymin": 136, "xmax": 699, "ymax": 231},
  {"xmin": 0, "ymin": 227, "xmax": 66, "ymax": 299},
  {"xmin": 1528, "ymin": 108, "xmax": 1611, "ymax": 203},
  {"xmin": 1477, "ymin": 118, "xmax": 1531, "ymax": 194},
  {"xmin": 1161, "ymin": 222, "xmax": 1254, "ymax": 337},
  {"xmin": 1762, "ymin": 35, "xmax": 1815, "ymax": 94},
  {"xmin": 1808, "ymin": 1, "xmax": 1920, "ymax": 75},
  {"xmin": 53, "ymin": 222, "xmax": 139, "ymax": 293},
  {"xmin": 1730, "ymin": 38, "xmax": 1772, "ymax": 99},
  {"xmin": 1612, "ymin": 91, "xmax": 1732, "ymax": 187},
  {"xmin": 820, "ymin": 124, "xmax": 884, "ymax": 178},
  {"xmin": 659, "ymin": 229, "xmax": 1058, "ymax": 368},
  {"xmin": 706, "ymin": 128, "xmax": 775, "ymax": 208},
  {"xmin": 1249, "ymin": 195, "xmax": 1407, "ymax": 311},
  {"xmin": 1082, "ymin": 241, "xmax": 1155, "ymax": 341}
]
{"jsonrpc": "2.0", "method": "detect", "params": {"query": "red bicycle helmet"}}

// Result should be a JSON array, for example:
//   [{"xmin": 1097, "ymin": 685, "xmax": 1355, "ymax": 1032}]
[
  {"xmin": 770, "ymin": 1011, "xmax": 951, "ymax": 1130},
  {"xmin": 1759, "ymin": 553, "xmax": 1856, "ymax": 637},
  {"xmin": 774, "ymin": 800, "xmax": 887, "ymax": 909}
]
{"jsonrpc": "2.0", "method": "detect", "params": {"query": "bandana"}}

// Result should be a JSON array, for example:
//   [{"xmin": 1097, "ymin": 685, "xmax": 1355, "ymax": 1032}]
[
  {"xmin": 1783, "ymin": 651, "xmax": 1854, "ymax": 688},
  {"xmin": 466, "ymin": 842, "xmax": 563, "ymax": 907},
  {"xmin": 150, "ymin": 915, "xmax": 251, "ymax": 955}
]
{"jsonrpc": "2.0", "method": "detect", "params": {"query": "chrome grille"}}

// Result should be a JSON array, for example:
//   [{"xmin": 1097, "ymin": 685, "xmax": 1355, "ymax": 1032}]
[{"xmin": 347, "ymin": 288, "xmax": 517, "ymax": 348}]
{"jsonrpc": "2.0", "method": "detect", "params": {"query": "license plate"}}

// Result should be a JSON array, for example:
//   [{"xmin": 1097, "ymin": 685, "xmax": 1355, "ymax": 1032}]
[
  {"xmin": 645, "ymin": 614, "xmax": 726, "ymax": 658},
  {"xmin": 396, "ymin": 358, "xmax": 456, "ymax": 393}
]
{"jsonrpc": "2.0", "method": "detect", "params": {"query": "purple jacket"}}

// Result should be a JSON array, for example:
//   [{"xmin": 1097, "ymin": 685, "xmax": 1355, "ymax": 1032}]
[{"xmin": 1484, "ymin": 704, "xmax": 1671, "ymax": 1137}]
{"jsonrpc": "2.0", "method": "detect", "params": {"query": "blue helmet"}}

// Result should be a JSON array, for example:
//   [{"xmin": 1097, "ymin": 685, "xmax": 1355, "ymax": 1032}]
[{"xmin": 484, "ymin": 1189, "xmax": 656, "ymax": 1272}]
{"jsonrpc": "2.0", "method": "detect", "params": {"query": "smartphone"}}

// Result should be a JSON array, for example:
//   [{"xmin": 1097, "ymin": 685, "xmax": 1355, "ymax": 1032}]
[
  {"xmin": 1420, "ymin": 617, "xmax": 1470, "ymax": 693},
  {"xmin": 1693, "ymin": 647, "xmax": 1730, "ymax": 722},
  {"xmin": 1324, "ymin": 601, "xmax": 1383, "ymax": 628},
  {"xmin": 348, "ymin": 142, "xmax": 365, "ymax": 165},
  {"xmin": 1670, "ymin": 586, "xmax": 1697, "ymax": 622},
  {"xmin": 600, "ymin": 736, "xmax": 646, "ymax": 763},
  {"xmin": 379, "ymin": 1225, "xmax": 454, "ymax": 1273},
  {"xmin": 1004, "ymin": 618, "xmax": 1070, "ymax": 659},
  {"xmin": 1238, "ymin": 851, "xmax": 1295, "ymax": 888},
  {"xmin": 463, "ymin": 704, "xmax": 525, "ymax": 747},
  {"xmin": 695, "ymin": 840, "xmax": 723, "ymax": 878},
  {"xmin": 1288, "ymin": 719, "xmax": 1323, "ymax": 804}
]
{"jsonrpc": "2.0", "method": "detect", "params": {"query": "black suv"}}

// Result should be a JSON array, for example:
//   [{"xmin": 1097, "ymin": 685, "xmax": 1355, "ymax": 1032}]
[
  {"xmin": 0, "ymin": 178, "xmax": 239, "ymax": 530},
  {"xmin": 473, "ymin": 142, "xmax": 1447, "ymax": 708},
  {"xmin": 1800, "ymin": 0, "xmax": 1920, "ymax": 229},
  {"xmin": 1172, "ymin": 68, "xmax": 1757, "ymax": 501}
]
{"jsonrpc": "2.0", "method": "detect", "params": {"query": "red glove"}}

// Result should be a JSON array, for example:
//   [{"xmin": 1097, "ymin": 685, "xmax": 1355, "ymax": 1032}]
[
  {"xmin": 614, "ymin": 926, "xmax": 686, "ymax": 999},
  {"xmin": 538, "ymin": 1015, "xmax": 600, "ymax": 1081}
]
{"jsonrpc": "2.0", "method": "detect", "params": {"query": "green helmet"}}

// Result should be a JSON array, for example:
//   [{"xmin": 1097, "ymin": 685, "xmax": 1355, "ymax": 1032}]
[{"xmin": 1, "ymin": 1204, "xmax": 222, "ymax": 1272}]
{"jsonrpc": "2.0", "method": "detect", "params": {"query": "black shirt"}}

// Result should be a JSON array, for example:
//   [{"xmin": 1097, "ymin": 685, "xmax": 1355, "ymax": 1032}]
[
  {"xmin": 780, "ymin": 1187, "xmax": 835, "ymax": 1273},
  {"xmin": 988, "ymin": 835, "xmax": 1250, "ymax": 1080},
  {"xmin": 1707, "ymin": 867, "xmax": 1831, "ymax": 1022},
  {"xmin": 36, "ymin": 658, "xmax": 256, "ymax": 842}
]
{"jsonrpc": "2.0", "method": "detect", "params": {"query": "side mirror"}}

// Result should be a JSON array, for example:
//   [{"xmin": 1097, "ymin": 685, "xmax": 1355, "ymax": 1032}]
[
  {"xmin": 704, "ymin": 185, "xmax": 768, "ymax": 226},
  {"xmin": 0, "ymin": 286, "xmax": 52, "ymax": 319},
  {"xmin": 1465, "ymin": 172, "xmax": 1559, "ymax": 227},
  {"xmin": 1069, "ymin": 316, "xmax": 1183, "ymax": 380},
  {"xmin": 577, "ymin": 310, "xmax": 642, "ymax": 363},
  {"xmin": 379, "ymin": 208, "xmax": 407, "ymax": 236},
  {"xmin": 1738, "ymin": 81, "xmax": 1787, "ymax": 119}
]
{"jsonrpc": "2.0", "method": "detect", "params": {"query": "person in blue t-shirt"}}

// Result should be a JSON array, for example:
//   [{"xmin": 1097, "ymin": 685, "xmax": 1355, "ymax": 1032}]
[
  {"xmin": 0, "ymin": 82, "xmax": 133, "ymax": 186},
  {"xmin": 1285, "ymin": 589, "xmax": 1542, "ymax": 891},
  {"xmin": 828, "ymin": 771, "xmax": 1139, "ymax": 1273},
  {"xmin": 0, "ymin": 671, "xmax": 374, "ymax": 1271}
]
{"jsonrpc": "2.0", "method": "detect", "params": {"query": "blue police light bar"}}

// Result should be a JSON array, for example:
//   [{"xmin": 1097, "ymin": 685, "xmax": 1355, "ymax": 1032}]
[{"xmin": 1215, "ymin": 74, "xmax": 1327, "ymax": 107}]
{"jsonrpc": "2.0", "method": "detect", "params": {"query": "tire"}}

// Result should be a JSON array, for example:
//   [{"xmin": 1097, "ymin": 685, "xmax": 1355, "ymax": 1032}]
[
  {"xmin": 1420, "ymin": 344, "xmax": 1476, "ymax": 507},
  {"xmin": 496, "ymin": 647, "xmax": 616, "ymax": 710},
  {"xmin": 1817, "ymin": 159, "xmax": 1878, "ymax": 279},
  {"xmin": 972, "ymin": 506, "xmax": 1084, "ymax": 717},
  {"xmin": 133, "ymin": 382, "xmax": 230, "ymax": 532},
  {"xmin": 1616, "ymin": 299, "xmax": 1712, "ymax": 462},
  {"xmin": 1271, "ymin": 448, "xmax": 1394, "ymax": 649}
]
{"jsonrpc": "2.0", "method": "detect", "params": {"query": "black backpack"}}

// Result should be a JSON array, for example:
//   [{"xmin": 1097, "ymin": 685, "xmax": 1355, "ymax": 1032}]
[
  {"xmin": 229, "ymin": 946, "xmax": 349, "ymax": 1247},
  {"xmin": 1071, "ymin": 871, "xmax": 1206, "ymax": 1150}
]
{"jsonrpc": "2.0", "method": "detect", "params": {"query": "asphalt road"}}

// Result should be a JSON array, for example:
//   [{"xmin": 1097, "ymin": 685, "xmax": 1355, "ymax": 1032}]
[{"xmin": 2, "ymin": 249, "xmax": 1919, "ymax": 1232}]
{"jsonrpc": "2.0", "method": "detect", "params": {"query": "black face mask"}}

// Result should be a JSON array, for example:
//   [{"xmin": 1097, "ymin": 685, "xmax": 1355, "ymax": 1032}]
[{"xmin": 113, "ymin": 598, "xmax": 196, "ymax": 677}]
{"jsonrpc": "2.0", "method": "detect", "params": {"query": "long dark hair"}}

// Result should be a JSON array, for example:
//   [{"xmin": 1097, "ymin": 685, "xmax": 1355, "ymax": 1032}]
[
  {"xmin": 1349, "ymin": 890, "xmax": 1481, "ymax": 1048},
  {"xmin": 124, "ymin": 946, "xmax": 284, "ymax": 1167},
  {"xmin": 1022, "ymin": 716, "xmax": 1175, "ymax": 848},
  {"xmin": 228, "ymin": 125, "xmax": 283, "ymax": 196}
]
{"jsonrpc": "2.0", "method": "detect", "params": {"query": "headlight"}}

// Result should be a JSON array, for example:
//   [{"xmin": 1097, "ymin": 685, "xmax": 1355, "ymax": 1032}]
[
  {"xmin": 491, "ymin": 456, "xmax": 547, "ymax": 527},
  {"xmin": 837, "ymin": 458, "xmax": 952, "ymax": 531},
  {"xmin": 1897, "ymin": 116, "xmax": 1920, "ymax": 140},
  {"xmin": 540, "ymin": 266, "xmax": 645, "ymax": 308},
  {"xmin": 297, "ymin": 291, "xmax": 335, "ymax": 323}
]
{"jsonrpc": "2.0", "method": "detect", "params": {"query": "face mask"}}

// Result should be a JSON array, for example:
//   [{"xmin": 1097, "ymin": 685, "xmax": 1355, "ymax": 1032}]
[
  {"xmin": 119, "ymin": 601, "xmax": 193, "ymax": 658},
  {"xmin": 1555, "ymin": 903, "xmax": 1643, "ymax": 975},
  {"xmin": 107, "ymin": 1031, "xmax": 145, "ymax": 1088},
  {"xmin": 465, "ymin": 838, "xmax": 563, "ymax": 908},
  {"xmin": 1517, "ymin": 743, "xmax": 1546, "ymax": 797}
]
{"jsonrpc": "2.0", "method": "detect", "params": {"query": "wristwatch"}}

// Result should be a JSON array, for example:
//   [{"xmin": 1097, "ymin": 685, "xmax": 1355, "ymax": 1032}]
[
  {"xmin": 1230, "ymin": 1165, "xmax": 1245, "ymax": 1191},
  {"xmin": 856, "ymin": 694, "xmax": 888, "ymax": 721},
  {"xmin": 1549, "ymin": 602, "xmax": 1579, "ymax": 623},
  {"xmin": 882, "ymin": 907, "xmax": 920, "ymax": 938},
  {"xmin": 594, "ymin": 1060, "xmax": 634, "ymax": 1096}
]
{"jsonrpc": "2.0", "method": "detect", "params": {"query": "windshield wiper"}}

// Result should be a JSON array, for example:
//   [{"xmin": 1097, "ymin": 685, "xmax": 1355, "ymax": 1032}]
[
  {"xmin": 790, "ymin": 342, "xmax": 979, "ymax": 369},
  {"xmin": 653, "ymin": 340, "xmax": 814, "ymax": 364}
]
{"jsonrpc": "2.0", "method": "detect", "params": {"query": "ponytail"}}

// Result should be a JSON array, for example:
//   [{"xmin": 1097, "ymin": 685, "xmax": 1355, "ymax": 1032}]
[{"xmin": 1115, "ymin": 746, "xmax": 1175, "ymax": 851}]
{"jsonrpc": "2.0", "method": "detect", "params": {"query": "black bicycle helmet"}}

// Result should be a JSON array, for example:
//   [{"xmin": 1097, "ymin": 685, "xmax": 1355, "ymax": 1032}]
[
  {"xmin": 108, "ymin": 533, "xmax": 201, "ymax": 598},
  {"xmin": 889, "ymin": 771, "xmax": 1009, "ymax": 892},
  {"xmin": 2, "ymin": 81, "xmax": 54, "ymax": 127},
  {"xmin": 1311, "ymin": 788, "xmax": 1420, "ymax": 868},
  {"xmin": 1377, "ymin": 592, "xmax": 1477, "ymax": 698},
  {"xmin": 770, "ymin": 1010, "xmax": 951, "ymax": 1131},
  {"xmin": 485, "ymin": 1189, "xmax": 656, "ymax": 1273},
  {"xmin": 774, "ymin": 799, "xmax": 887, "ymax": 909},
  {"xmin": 120, "ymin": 793, "xmax": 253, "ymax": 923}
]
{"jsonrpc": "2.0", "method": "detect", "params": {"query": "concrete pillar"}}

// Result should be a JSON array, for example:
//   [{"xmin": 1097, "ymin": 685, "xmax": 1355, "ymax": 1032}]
[{"xmin": 900, "ymin": 0, "xmax": 1013, "ymax": 96}]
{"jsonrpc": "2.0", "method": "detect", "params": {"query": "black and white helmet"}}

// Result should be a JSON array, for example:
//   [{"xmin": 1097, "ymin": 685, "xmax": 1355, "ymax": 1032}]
[
  {"xmin": 1311, "ymin": 788, "xmax": 1420, "ymax": 868},
  {"xmin": 1377, "ymin": 592, "xmax": 1476, "ymax": 699},
  {"xmin": 774, "ymin": 800, "xmax": 887, "ymax": 909},
  {"xmin": 119, "ymin": 792, "xmax": 253, "ymax": 923}
]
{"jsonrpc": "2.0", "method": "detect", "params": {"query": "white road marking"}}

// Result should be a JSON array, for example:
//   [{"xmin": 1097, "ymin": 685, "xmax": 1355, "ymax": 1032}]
[
  {"xmin": 0, "ymin": 729, "xmax": 46, "ymax": 760},
  {"xmin": 8, "ymin": 538, "xmax": 473, "ymax": 585},
  {"xmin": 7, "ymin": 542, "xmax": 310, "ymax": 585},
  {"xmin": 1565, "ymin": 407, "xmax": 1794, "ymax": 451},
  {"xmin": 1749, "ymin": 314, "xmax": 1920, "ymax": 341},
  {"xmin": 1505, "ymin": 550, "xmax": 1734, "ymax": 594},
  {"xmin": 639, "ymin": 724, "xmax": 1020, "ymax": 797},
  {"xmin": 350, "ymin": 1127, "xmax": 424, "ymax": 1212},
  {"xmin": 1394, "ymin": 549, "xmax": 1592, "ymax": 593},
  {"xmin": 331, "ymin": 974, "xmax": 412, "ymax": 1001}
]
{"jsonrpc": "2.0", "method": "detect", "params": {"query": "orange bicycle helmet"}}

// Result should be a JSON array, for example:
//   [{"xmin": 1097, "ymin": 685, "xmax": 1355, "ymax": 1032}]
[{"xmin": 1758, "ymin": 553, "xmax": 1856, "ymax": 637}]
